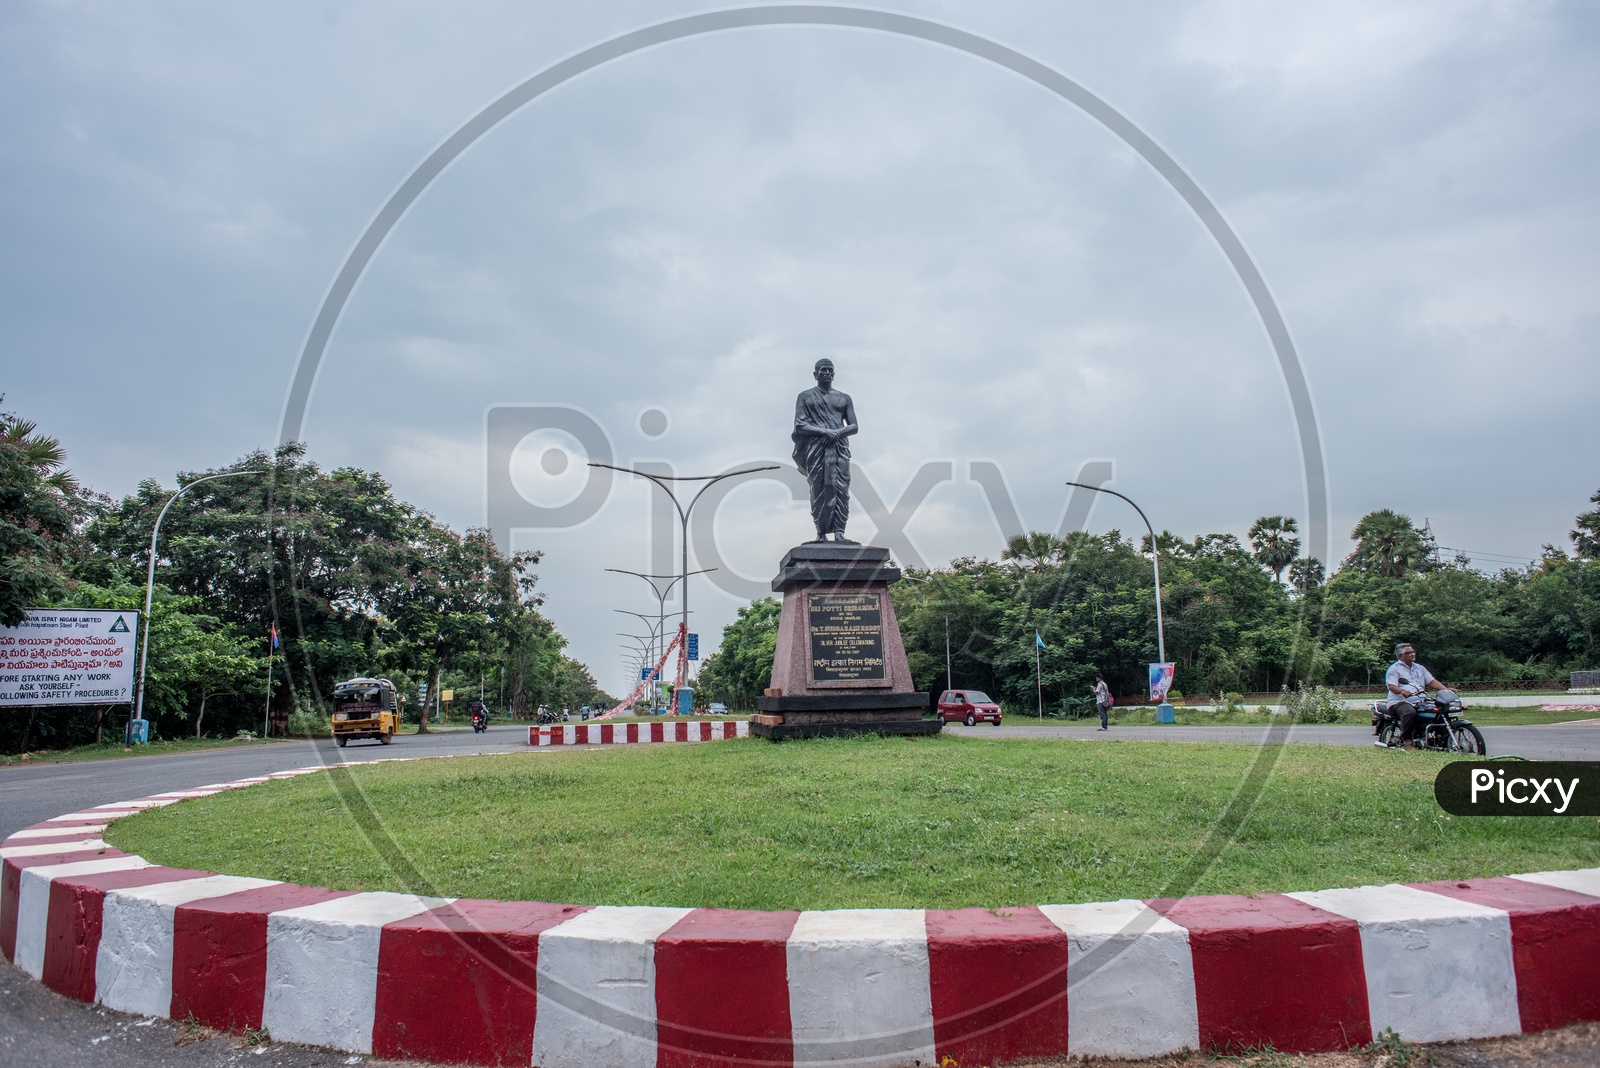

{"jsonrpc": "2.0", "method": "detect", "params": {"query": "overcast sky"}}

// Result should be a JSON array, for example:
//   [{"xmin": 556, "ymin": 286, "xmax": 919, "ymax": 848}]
[{"xmin": 4, "ymin": 1, "xmax": 1596, "ymax": 694}]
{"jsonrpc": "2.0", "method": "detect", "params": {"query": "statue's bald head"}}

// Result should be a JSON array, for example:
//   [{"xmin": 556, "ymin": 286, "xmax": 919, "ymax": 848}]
[
  {"xmin": 812, "ymin": 358, "xmax": 835, "ymax": 389},
  {"xmin": 814, "ymin": 358, "xmax": 833, "ymax": 372}
]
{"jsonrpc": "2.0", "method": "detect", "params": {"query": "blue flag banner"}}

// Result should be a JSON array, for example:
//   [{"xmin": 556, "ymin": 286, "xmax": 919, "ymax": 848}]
[{"xmin": 1036, "ymin": 632, "xmax": 1046, "ymax": 649}]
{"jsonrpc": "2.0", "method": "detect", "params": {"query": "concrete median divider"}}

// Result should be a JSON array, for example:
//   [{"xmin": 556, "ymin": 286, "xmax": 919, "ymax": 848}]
[
  {"xmin": 5, "ymin": 760, "xmax": 1600, "ymax": 1064},
  {"xmin": 529, "ymin": 719, "xmax": 749, "ymax": 746}
]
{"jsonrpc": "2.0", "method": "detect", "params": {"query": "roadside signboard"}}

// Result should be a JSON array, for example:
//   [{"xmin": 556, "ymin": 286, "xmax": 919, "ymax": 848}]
[
  {"xmin": 687, "ymin": 633, "xmax": 699, "ymax": 661},
  {"xmin": 0, "ymin": 608, "xmax": 138, "ymax": 707}
]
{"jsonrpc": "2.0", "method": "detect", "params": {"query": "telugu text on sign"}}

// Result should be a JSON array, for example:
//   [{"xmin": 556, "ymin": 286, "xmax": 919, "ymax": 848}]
[
  {"xmin": 0, "ymin": 609, "xmax": 138, "ymax": 707},
  {"xmin": 808, "ymin": 592, "xmax": 887, "ymax": 683}
]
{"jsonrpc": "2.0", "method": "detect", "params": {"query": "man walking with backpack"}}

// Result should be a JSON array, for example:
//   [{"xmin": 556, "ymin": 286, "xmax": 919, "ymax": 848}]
[{"xmin": 1093, "ymin": 674, "xmax": 1112, "ymax": 730}]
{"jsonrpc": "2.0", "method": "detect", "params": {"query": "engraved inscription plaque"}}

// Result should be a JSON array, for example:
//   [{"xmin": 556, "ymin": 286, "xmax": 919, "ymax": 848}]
[{"xmin": 808, "ymin": 592, "xmax": 887, "ymax": 683}]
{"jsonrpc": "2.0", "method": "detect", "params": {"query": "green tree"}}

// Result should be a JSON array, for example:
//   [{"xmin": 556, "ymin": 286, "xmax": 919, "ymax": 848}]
[
  {"xmin": 1289, "ymin": 557, "xmax": 1325, "ymax": 594},
  {"xmin": 1248, "ymin": 515, "xmax": 1301, "ymax": 582},
  {"xmin": 84, "ymin": 444, "xmax": 418, "ymax": 710},
  {"xmin": 695, "ymin": 598, "xmax": 781, "ymax": 710},
  {"xmin": 1572, "ymin": 487, "xmax": 1600, "ymax": 560},
  {"xmin": 389, "ymin": 523, "xmax": 536, "ymax": 732},
  {"xmin": 0, "ymin": 410, "xmax": 84, "ymax": 625},
  {"xmin": 1344, "ymin": 510, "xmax": 1435, "ymax": 579}
]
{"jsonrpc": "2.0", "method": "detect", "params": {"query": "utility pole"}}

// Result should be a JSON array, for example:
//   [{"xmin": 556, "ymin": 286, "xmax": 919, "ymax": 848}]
[
  {"xmin": 945, "ymin": 615, "xmax": 951, "ymax": 693},
  {"xmin": 262, "ymin": 625, "xmax": 275, "ymax": 739}
]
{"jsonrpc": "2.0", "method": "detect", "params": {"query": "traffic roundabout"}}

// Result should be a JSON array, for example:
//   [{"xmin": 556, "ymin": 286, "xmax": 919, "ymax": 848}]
[{"xmin": 4, "ymin": 745, "xmax": 1599, "ymax": 1067}]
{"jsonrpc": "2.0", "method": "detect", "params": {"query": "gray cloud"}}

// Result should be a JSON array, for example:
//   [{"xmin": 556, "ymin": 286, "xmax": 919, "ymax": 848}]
[{"xmin": 3, "ymin": 1, "xmax": 1595, "ymax": 691}]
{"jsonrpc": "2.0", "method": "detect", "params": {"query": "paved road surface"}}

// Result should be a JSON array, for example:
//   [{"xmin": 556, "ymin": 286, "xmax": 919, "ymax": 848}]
[
  {"xmin": 5, "ymin": 720, "xmax": 1599, "ymax": 1067},
  {"xmin": 0, "ymin": 725, "xmax": 537, "ymax": 840},
  {"xmin": 944, "ymin": 721, "xmax": 1600, "ymax": 760}
]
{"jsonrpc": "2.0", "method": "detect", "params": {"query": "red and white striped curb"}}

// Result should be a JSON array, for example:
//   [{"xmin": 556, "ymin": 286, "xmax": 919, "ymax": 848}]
[
  {"xmin": 5, "ymin": 765, "xmax": 1599, "ymax": 1065},
  {"xmin": 529, "ymin": 720, "xmax": 749, "ymax": 746}
]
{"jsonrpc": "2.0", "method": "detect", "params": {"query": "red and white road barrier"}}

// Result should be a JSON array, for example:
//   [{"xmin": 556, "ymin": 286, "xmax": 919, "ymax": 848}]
[
  {"xmin": 6, "ymin": 766, "xmax": 1600, "ymax": 1065},
  {"xmin": 529, "ymin": 719, "xmax": 749, "ymax": 746}
]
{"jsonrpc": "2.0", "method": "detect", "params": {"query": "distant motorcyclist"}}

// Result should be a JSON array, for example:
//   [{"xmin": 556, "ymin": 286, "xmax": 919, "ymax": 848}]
[
  {"xmin": 1385, "ymin": 643, "xmax": 1447, "ymax": 748},
  {"xmin": 469, "ymin": 698, "xmax": 489, "ymax": 731}
]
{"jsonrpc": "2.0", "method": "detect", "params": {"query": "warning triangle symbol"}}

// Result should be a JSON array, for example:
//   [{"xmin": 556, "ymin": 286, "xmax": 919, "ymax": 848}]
[{"xmin": 109, "ymin": 616, "xmax": 130, "ymax": 633}]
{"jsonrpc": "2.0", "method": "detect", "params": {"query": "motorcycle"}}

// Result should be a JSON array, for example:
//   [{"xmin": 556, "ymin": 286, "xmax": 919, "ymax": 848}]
[
  {"xmin": 536, "ymin": 708, "xmax": 557, "ymax": 725},
  {"xmin": 471, "ymin": 707, "xmax": 488, "ymax": 734},
  {"xmin": 1372, "ymin": 688, "xmax": 1486, "ymax": 755}
]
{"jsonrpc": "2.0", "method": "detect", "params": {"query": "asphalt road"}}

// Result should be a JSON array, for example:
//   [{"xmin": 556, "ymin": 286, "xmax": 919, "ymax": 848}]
[
  {"xmin": 5, "ymin": 720, "xmax": 1599, "ymax": 1067},
  {"xmin": 0, "ymin": 724, "xmax": 538, "ymax": 840},
  {"xmin": 943, "ymin": 720, "xmax": 1600, "ymax": 760}
]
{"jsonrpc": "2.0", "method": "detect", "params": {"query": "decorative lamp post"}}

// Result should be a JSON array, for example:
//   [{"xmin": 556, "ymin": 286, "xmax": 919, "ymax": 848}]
[
  {"xmin": 133, "ymin": 469, "xmax": 263, "ymax": 740},
  {"xmin": 1063, "ymin": 481, "xmax": 1174, "ymax": 723},
  {"xmin": 591, "ymin": 463, "xmax": 777, "ymax": 711}
]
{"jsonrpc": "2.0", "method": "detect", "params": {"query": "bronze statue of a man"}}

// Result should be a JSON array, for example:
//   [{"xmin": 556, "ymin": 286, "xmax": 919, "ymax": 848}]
[{"xmin": 792, "ymin": 358, "xmax": 858, "ymax": 542}]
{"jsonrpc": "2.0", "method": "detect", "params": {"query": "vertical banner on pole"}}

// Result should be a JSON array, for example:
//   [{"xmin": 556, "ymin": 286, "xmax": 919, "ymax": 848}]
[
  {"xmin": 1148, "ymin": 662, "xmax": 1175, "ymax": 702},
  {"xmin": 1149, "ymin": 662, "xmax": 1176, "ymax": 722}
]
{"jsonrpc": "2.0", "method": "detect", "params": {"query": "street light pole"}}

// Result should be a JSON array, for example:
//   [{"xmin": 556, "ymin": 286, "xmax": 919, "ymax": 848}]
[
  {"xmin": 616, "ymin": 631, "xmax": 656, "ymax": 704},
  {"xmin": 1064, "ymin": 481, "xmax": 1167, "ymax": 664},
  {"xmin": 605, "ymin": 569, "xmax": 714, "ymax": 678},
  {"xmin": 1063, "ymin": 481, "xmax": 1177, "ymax": 723},
  {"xmin": 614, "ymin": 608, "xmax": 674, "ymax": 685},
  {"xmin": 134, "ymin": 469, "xmax": 262, "ymax": 737},
  {"xmin": 591, "ymin": 463, "xmax": 778, "ymax": 699}
]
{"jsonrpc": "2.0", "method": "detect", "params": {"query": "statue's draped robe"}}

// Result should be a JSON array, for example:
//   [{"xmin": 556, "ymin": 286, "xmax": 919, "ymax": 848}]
[{"xmin": 792, "ymin": 386, "xmax": 852, "ymax": 538}]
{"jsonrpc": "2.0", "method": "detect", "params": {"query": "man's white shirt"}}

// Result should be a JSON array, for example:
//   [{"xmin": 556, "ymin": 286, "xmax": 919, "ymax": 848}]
[{"xmin": 1385, "ymin": 660, "xmax": 1435, "ymax": 707}]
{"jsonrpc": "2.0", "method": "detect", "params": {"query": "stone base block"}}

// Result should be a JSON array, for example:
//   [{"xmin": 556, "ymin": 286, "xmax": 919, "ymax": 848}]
[
  {"xmin": 750, "ymin": 692, "xmax": 938, "ymax": 740},
  {"xmin": 748, "ymin": 717, "xmax": 943, "ymax": 741}
]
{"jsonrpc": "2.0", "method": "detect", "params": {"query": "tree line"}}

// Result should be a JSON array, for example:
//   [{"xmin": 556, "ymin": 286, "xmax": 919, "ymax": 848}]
[
  {"xmin": 697, "ymin": 495, "xmax": 1600, "ymax": 713},
  {"xmin": 0, "ymin": 404, "xmax": 609, "ymax": 752}
]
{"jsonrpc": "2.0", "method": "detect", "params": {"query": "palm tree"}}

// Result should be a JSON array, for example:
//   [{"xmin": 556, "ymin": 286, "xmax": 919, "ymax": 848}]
[
  {"xmin": 1003, "ymin": 532, "xmax": 1068, "ymax": 572},
  {"xmin": 0, "ymin": 416, "xmax": 77, "ymax": 492},
  {"xmin": 1288, "ymin": 557, "xmax": 1325, "ymax": 594},
  {"xmin": 1248, "ymin": 516, "xmax": 1301, "ymax": 582},
  {"xmin": 1572, "ymin": 487, "xmax": 1600, "ymax": 560},
  {"xmin": 0, "ymin": 410, "xmax": 80, "ymax": 625},
  {"xmin": 1346, "ymin": 509, "xmax": 1429, "ymax": 578}
]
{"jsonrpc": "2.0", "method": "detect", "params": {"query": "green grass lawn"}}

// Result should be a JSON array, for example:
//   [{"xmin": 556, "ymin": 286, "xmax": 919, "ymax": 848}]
[{"xmin": 106, "ymin": 735, "xmax": 1598, "ymax": 911}]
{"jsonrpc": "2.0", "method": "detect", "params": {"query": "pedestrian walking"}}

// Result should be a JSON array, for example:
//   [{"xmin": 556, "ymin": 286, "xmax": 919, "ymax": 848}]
[{"xmin": 1093, "ymin": 674, "xmax": 1112, "ymax": 730}]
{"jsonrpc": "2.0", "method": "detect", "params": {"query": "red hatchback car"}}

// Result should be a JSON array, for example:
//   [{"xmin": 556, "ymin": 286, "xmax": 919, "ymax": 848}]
[{"xmin": 936, "ymin": 689, "xmax": 1003, "ymax": 726}]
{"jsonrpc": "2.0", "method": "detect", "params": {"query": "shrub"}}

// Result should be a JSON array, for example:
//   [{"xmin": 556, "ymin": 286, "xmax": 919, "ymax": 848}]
[
  {"xmin": 1284, "ymin": 684, "xmax": 1344, "ymax": 723},
  {"xmin": 285, "ymin": 709, "xmax": 330, "ymax": 737}
]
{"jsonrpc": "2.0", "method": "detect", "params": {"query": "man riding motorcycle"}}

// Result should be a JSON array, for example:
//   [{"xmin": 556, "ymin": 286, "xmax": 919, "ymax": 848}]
[
  {"xmin": 1383, "ymin": 643, "xmax": 1448, "ymax": 749},
  {"xmin": 469, "ymin": 699, "xmax": 489, "ymax": 731}
]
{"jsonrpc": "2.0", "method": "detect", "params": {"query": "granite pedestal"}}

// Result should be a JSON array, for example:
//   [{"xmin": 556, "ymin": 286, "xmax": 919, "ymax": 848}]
[{"xmin": 752, "ymin": 544, "xmax": 938, "ymax": 740}]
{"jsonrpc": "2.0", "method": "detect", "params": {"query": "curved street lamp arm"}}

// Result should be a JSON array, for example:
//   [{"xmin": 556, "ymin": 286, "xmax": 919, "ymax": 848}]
[
  {"xmin": 1063, "ymin": 481, "xmax": 1155, "ymax": 544},
  {"xmin": 605, "ymin": 567, "xmax": 716, "ymax": 599},
  {"xmin": 1062, "ymin": 480, "xmax": 1167, "ymax": 665},
  {"xmin": 686, "ymin": 465, "xmax": 782, "ymax": 514}
]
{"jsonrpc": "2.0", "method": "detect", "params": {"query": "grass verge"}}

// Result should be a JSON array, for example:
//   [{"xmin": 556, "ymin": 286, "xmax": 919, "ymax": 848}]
[{"xmin": 106, "ymin": 734, "xmax": 1598, "ymax": 911}]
